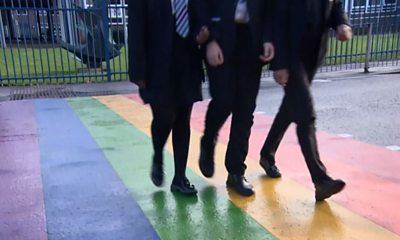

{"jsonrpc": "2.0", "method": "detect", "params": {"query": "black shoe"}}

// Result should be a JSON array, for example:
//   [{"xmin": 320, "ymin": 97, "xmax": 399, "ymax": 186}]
[
  {"xmin": 199, "ymin": 137, "xmax": 215, "ymax": 178},
  {"xmin": 171, "ymin": 177, "xmax": 198, "ymax": 195},
  {"xmin": 151, "ymin": 156, "xmax": 164, "ymax": 187},
  {"xmin": 226, "ymin": 174, "xmax": 254, "ymax": 197},
  {"xmin": 315, "ymin": 179, "xmax": 346, "ymax": 201},
  {"xmin": 260, "ymin": 157, "xmax": 281, "ymax": 178}
]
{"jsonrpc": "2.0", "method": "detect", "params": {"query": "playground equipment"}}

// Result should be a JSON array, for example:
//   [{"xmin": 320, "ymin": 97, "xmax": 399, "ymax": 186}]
[{"xmin": 59, "ymin": 0, "xmax": 123, "ymax": 68}]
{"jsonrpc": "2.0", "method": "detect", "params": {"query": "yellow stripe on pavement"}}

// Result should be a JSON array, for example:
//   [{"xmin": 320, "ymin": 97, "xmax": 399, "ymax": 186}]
[{"xmin": 96, "ymin": 95, "xmax": 400, "ymax": 240}]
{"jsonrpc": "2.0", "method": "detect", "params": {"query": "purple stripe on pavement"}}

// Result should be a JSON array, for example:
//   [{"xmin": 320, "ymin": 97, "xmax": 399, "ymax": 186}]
[{"xmin": 0, "ymin": 101, "xmax": 47, "ymax": 240}]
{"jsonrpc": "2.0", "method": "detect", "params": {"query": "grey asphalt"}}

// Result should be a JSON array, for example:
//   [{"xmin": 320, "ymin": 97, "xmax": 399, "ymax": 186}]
[
  {"xmin": 0, "ymin": 66, "xmax": 399, "ymax": 149},
  {"xmin": 254, "ymin": 67, "xmax": 400, "ymax": 148}
]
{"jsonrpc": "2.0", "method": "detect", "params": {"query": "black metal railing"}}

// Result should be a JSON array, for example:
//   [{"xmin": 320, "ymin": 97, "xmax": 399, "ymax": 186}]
[{"xmin": 0, "ymin": 0, "xmax": 399, "ymax": 86}]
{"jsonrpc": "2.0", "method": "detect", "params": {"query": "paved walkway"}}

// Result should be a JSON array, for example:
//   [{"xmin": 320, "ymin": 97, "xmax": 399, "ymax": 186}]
[
  {"xmin": 1, "ymin": 65, "xmax": 399, "ymax": 101},
  {"xmin": 0, "ymin": 93, "xmax": 399, "ymax": 239}
]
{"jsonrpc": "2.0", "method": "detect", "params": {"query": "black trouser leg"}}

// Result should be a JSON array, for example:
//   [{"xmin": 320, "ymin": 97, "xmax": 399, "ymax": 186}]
[
  {"xmin": 172, "ymin": 104, "xmax": 193, "ymax": 181},
  {"xmin": 150, "ymin": 104, "xmax": 174, "ymax": 161},
  {"xmin": 260, "ymin": 96, "xmax": 292, "ymax": 165},
  {"xmin": 225, "ymin": 60, "xmax": 262, "ymax": 175},
  {"xmin": 296, "ymin": 119, "xmax": 330, "ymax": 183},
  {"xmin": 286, "ymin": 64, "xmax": 330, "ymax": 183},
  {"xmin": 203, "ymin": 62, "xmax": 236, "ymax": 146}
]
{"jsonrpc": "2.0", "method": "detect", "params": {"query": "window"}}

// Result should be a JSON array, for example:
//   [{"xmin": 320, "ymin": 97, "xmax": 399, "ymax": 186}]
[
  {"xmin": 351, "ymin": 0, "xmax": 397, "ymax": 13},
  {"xmin": 17, "ymin": 10, "xmax": 28, "ymax": 16},
  {"xmin": 368, "ymin": 0, "xmax": 380, "ymax": 6},
  {"xmin": 353, "ymin": 0, "xmax": 367, "ymax": 7}
]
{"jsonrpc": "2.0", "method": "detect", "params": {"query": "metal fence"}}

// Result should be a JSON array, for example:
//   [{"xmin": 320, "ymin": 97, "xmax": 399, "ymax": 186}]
[
  {"xmin": 323, "ymin": 0, "xmax": 400, "ymax": 72},
  {"xmin": 0, "ymin": 0, "xmax": 128, "ymax": 85},
  {"xmin": 0, "ymin": 0, "xmax": 399, "ymax": 86}
]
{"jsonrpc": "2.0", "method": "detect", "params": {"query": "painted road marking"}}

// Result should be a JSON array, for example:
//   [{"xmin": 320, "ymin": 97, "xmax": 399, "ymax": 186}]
[
  {"xmin": 35, "ymin": 99, "xmax": 158, "ymax": 240},
  {"xmin": 0, "ymin": 101, "xmax": 47, "ymax": 240},
  {"xmin": 313, "ymin": 79, "xmax": 332, "ymax": 83},
  {"xmin": 71, "ymin": 97, "xmax": 276, "ymax": 240},
  {"xmin": 386, "ymin": 145, "xmax": 400, "ymax": 151},
  {"xmin": 189, "ymin": 99, "xmax": 400, "ymax": 236},
  {"xmin": 192, "ymin": 99, "xmax": 400, "ymax": 238},
  {"xmin": 2, "ymin": 96, "xmax": 398, "ymax": 239},
  {"xmin": 102, "ymin": 95, "xmax": 400, "ymax": 240},
  {"xmin": 337, "ymin": 134, "xmax": 353, "ymax": 138}
]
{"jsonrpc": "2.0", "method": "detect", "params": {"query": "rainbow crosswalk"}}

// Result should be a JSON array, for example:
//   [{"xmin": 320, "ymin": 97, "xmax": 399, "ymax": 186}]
[{"xmin": 0, "ymin": 94, "xmax": 399, "ymax": 240}]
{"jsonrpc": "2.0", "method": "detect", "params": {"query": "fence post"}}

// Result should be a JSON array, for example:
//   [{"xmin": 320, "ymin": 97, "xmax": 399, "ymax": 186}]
[
  {"xmin": 122, "ymin": 0, "xmax": 128, "ymax": 47},
  {"xmin": 364, "ymin": 23, "xmax": 373, "ymax": 73},
  {"xmin": 102, "ymin": 1, "xmax": 112, "ymax": 82},
  {"xmin": 0, "ymin": 11, "xmax": 6, "ymax": 48}
]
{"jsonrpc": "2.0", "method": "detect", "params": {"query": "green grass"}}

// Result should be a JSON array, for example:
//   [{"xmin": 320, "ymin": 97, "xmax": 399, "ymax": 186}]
[
  {"xmin": 1, "ymin": 34, "xmax": 399, "ymax": 86},
  {"xmin": 0, "ymin": 46, "xmax": 128, "ymax": 86},
  {"xmin": 325, "ymin": 33, "xmax": 400, "ymax": 65}
]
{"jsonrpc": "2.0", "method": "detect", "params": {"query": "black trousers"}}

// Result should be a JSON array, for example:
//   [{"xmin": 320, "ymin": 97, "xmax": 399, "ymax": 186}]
[
  {"xmin": 203, "ymin": 24, "xmax": 262, "ymax": 175},
  {"xmin": 260, "ymin": 61, "xmax": 331, "ymax": 184},
  {"xmin": 150, "ymin": 104, "xmax": 193, "ymax": 181},
  {"xmin": 148, "ymin": 31, "xmax": 199, "ymax": 181}
]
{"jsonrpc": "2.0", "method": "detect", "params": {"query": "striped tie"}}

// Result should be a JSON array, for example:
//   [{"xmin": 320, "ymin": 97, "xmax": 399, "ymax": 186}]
[{"xmin": 174, "ymin": 0, "xmax": 189, "ymax": 38}]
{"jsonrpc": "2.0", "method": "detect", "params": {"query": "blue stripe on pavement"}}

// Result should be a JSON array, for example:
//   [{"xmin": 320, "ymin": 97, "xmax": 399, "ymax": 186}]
[{"xmin": 35, "ymin": 99, "xmax": 159, "ymax": 240}]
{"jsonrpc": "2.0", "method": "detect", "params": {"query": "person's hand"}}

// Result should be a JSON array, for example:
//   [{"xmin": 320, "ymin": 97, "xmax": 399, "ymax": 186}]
[
  {"xmin": 196, "ymin": 26, "xmax": 210, "ymax": 44},
  {"xmin": 136, "ymin": 80, "xmax": 146, "ymax": 89},
  {"xmin": 259, "ymin": 42, "xmax": 275, "ymax": 62},
  {"xmin": 206, "ymin": 40, "xmax": 224, "ymax": 67},
  {"xmin": 336, "ymin": 24, "xmax": 352, "ymax": 42},
  {"xmin": 273, "ymin": 69, "xmax": 289, "ymax": 87}
]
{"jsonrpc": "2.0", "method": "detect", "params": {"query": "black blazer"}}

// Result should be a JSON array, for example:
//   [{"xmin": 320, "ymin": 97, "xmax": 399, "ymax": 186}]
[
  {"xmin": 192, "ymin": 0, "xmax": 274, "ymax": 60},
  {"xmin": 128, "ymin": 0, "xmax": 204, "ymax": 103},
  {"xmin": 271, "ymin": 0, "xmax": 350, "ymax": 71}
]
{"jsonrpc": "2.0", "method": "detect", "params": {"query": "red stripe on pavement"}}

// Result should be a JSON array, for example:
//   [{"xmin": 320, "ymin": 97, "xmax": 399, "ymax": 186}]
[
  {"xmin": 126, "ymin": 94, "xmax": 400, "ymax": 235},
  {"xmin": 0, "ymin": 101, "xmax": 47, "ymax": 240},
  {"xmin": 190, "ymin": 99, "xmax": 400, "ymax": 235}
]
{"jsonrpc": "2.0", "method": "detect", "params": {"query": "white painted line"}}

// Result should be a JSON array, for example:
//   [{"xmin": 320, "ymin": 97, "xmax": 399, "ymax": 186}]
[
  {"xmin": 314, "ymin": 79, "xmax": 332, "ymax": 83},
  {"xmin": 261, "ymin": 77, "xmax": 274, "ymax": 82},
  {"xmin": 254, "ymin": 111, "xmax": 265, "ymax": 114},
  {"xmin": 386, "ymin": 145, "xmax": 400, "ymax": 151},
  {"xmin": 337, "ymin": 134, "xmax": 353, "ymax": 138}
]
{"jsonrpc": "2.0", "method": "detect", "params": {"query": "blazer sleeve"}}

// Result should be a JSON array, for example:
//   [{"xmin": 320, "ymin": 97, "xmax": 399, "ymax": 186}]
[
  {"xmin": 328, "ymin": 0, "xmax": 350, "ymax": 30},
  {"xmin": 262, "ymin": 0, "xmax": 273, "ymax": 44},
  {"xmin": 190, "ymin": 0, "xmax": 207, "ymax": 41},
  {"xmin": 128, "ymin": 0, "xmax": 147, "ymax": 84},
  {"xmin": 191, "ymin": 0, "xmax": 220, "ymax": 45},
  {"xmin": 270, "ymin": 0, "xmax": 290, "ymax": 71}
]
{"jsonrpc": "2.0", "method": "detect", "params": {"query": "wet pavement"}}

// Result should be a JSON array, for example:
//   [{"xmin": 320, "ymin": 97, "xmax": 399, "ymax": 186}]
[{"xmin": 0, "ymin": 67, "xmax": 399, "ymax": 239}]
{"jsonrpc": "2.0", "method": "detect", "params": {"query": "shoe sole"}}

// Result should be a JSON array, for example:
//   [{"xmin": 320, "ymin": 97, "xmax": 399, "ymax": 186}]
[
  {"xmin": 151, "ymin": 159, "xmax": 164, "ymax": 187},
  {"xmin": 315, "ymin": 182, "xmax": 346, "ymax": 201},
  {"xmin": 151, "ymin": 171, "xmax": 163, "ymax": 187},
  {"xmin": 259, "ymin": 161, "xmax": 282, "ymax": 178},
  {"xmin": 151, "ymin": 176, "xmax": 163, "ymax": 187},
  {"xmin": 170, "ymin": 185, "xmax": 198, "ymax": 195},
  {"xmin": 199, "ymin": 144, "xmax": 215, "ymax": 178},
  {"xmin": 199, "ymin": 159, "xmax": 214, "ymax": 178},
  {"xmin": 226, "ymin": 182, "xmax": 255, "ymax": 197},
  {"xmin": 199, "ymin": 165, "xmax": 214, "ymax": 178}
]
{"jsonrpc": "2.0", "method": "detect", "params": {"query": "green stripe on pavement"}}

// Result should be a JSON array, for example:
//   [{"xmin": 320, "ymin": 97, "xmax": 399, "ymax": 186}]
[{"xmin": 68, "ymin": 97, "xmax": 277, "ymax": 240}]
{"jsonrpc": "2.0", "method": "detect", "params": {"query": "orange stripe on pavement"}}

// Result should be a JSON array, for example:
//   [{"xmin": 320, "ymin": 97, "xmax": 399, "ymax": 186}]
[
  {"xmin": 101, "ymin": 95, "xmax": 400, "ymax": 240},
  {"xmin": 189, "ymin": 99, "xmax": 400, "ymax": 236}
]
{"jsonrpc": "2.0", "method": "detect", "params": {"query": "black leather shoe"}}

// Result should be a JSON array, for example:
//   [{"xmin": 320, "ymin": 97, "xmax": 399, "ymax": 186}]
[
  {"xmin": 260, "ymin": 157, "xmax": 281, "ymax": 178},
  {"xmin": 226, "ymin": 174, "xmax": 254, "ymax": 197},
  {"xmin": 151, "ymin": 156, "xmax": 164, "ymax": 187},
  {"xmin": 315, "ymin": 179, "xmax": 346, "ymax": 201},
  {"xmin": 199, "ymin": 138, "xmax": 215, "ymax": 178},
  {"xmin": 171, "ymin": 177, "xmax": 198, "ymax": 195}
]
